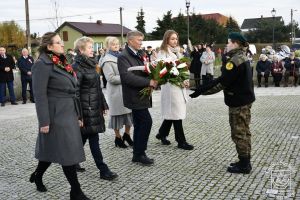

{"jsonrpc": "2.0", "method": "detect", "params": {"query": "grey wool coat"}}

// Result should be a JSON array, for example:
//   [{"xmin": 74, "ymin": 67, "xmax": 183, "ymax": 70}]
[
  {"xmin": 32, "ymin": 53, "xmax": 85, "ymax": 166},
  {"xmin": 101, "ymin": 53, "xmax": 131, "ymax": 116}
]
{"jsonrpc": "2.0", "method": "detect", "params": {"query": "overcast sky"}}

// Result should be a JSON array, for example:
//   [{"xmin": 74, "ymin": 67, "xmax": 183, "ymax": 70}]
[{"xmin": 1, "ymin": 0, "xmax": 299, "ymax": 37}]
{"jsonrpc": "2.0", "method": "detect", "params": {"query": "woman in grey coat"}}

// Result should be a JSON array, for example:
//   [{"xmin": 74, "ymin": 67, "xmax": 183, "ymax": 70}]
[
  {"xmin": 101, "ymin": 37, "xmax": 133, "ymax": 148},
  {"xmin": 30, "ymin": 32, "xmax": 90, "ymax": 200}
]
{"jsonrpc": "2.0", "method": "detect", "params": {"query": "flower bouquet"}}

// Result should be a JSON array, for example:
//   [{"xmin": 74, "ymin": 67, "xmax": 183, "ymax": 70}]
[{"xmin": 128, "ymin": 57, "xmax": 190, "ymax": 98}]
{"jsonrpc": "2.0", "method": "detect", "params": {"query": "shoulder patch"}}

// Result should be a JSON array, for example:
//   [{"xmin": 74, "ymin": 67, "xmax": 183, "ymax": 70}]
[{"xmin": 226, "ymin": 62, "xmax": 234, "ymax": 70}]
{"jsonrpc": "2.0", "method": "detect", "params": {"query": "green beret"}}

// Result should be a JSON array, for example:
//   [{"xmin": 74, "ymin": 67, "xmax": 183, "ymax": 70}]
[{"xmin": 228, "ymin": 32, "xmax": 247, "ymax": 43}]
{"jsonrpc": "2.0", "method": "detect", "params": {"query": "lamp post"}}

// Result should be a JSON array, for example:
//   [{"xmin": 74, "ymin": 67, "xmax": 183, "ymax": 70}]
[
  {"xmin": 271, "ymin": 8, "xmax": 276, "ymax": 49},
  {"xmin": 185, "ymin": 0, "xmax": 190, "ymax": 45}
]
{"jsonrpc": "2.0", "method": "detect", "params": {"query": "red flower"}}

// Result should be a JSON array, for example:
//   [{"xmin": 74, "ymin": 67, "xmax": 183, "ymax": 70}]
[
  {"xmin": 52, "ymin": 56, "xmax": 60, "ymax": 64},
  {"xmin": 65, "ymin": 64, "xmax": 73, "ymax": 72}
]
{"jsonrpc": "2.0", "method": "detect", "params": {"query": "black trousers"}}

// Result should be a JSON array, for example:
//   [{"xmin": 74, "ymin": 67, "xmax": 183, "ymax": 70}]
[
  {"xmin": 21, "ymin": 77, "xmax": 34, "ymax": 101},
  {"xmin": 272, "ymin": 74, "xmax": 282, "ymax": 87},
  {"xmin": 132, "ymin": 108, "xmax": 152, "ymax": 156},
  {"xmin": 81, "ymin": 134, "xmax": 109, "ymax": 173},
  {"xmin": 257, "ymin": 73, "xmax": 270, "ymax": 85},
  {"xmin": 194, "ymin": 73, "xmax": 201, "ymax": 88},
  {"xmin": 159, "ymin": 120, "xmax": 186, "ymax": 144}
]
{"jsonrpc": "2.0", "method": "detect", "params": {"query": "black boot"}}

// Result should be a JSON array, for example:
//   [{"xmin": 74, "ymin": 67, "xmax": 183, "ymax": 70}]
[
  {"xmin": 63, "ymin": 165, "xmax": 91, "ymax": 200},
  {"xmin": 122, "ymin": 133, "xmax": 133, "ymax": 146},
  {"xmin": 29, "ymin": 171, "xmax": 47, "ymax": 192},
  {"xmin": 155, "ymin": 133, "xmax": 171, "ymax": 145},
  {"xmin": 115, "ymin": 137, "xmax": 127, "ymax": 148},
  {"xmin": 70, "ymin": 189, "xmax": 91, "ymax": 200},
  {"xmin": 227, "ymin": 157, "xmax": 252, "ymax": 174},
  {"xmin": 30, "ymin": 161, "xmax": 51, "ymax": 192}
]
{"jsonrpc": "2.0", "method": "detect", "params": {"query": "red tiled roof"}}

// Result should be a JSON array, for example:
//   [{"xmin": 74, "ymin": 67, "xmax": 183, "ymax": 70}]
[
  {"xmin": 56, "ymin": 21, "xmax": 131, "ymax": 36},
  {"xmin": 200, "ymin": 13, "xmax": 229, "ymax": 26}
]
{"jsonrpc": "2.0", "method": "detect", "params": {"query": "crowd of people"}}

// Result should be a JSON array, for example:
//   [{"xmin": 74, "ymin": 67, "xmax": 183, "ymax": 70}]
[{"xmin": 0, "ymin": 29, "xmax": 299, "ymax": 199}]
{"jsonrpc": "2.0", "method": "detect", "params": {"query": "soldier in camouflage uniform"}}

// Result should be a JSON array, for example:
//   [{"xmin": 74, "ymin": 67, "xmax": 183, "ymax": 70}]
[{"xmin": 190, "ymin": 32, "xmax": 255, "ymax": 174}]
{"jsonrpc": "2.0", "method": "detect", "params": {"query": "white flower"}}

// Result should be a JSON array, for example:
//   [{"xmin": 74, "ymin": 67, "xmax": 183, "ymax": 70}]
[
  {"xmin": 170, "ymin": 66, "xmax": 179, "ymax": 76},
  {"xmin": 177, "ymin": 63, "xmax": 187, "ymax": 69}
]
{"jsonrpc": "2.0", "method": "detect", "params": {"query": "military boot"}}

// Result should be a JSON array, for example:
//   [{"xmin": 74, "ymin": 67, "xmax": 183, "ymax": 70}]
[{"xmin": 227, "ymin": 157, "xmax": 252, "ymax": 174}]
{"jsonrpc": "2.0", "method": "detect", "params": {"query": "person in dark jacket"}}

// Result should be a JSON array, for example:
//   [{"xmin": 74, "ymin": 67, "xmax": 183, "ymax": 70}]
[
  {"xmin": 30, "ymin": 32, "xmax": 90, "ymax": 200},
  {"xmin": 190, "ymin": 32, "xmax": 255, "ymax": 174},
  {"xmin": 73, "ymin": 36, "xmax": 118, "ymax": 181},
  {"xmin": 117, "ymin": 30, "xmax": 158, "ymax": 165},
  {"xmin": 190, "ymin": 44, "xmax": 203, "ymax": 88},
  {"xmin": 18, "ymin": 48, "xmax": 35, "ymax": 104},
  {"xmin": 0, "ymin": 46, "xmax": 18, "ymax": 107},
  {"xmin": 283, "ymin": 52, "xmax": 300, "ymax": 87},
  {"xmin": 271, "ymin": 55, "xmax": 284, "ymax": 87},
  {"xmin": 256, "ymin": 54, "xmax": 272, "ymax": 87}
]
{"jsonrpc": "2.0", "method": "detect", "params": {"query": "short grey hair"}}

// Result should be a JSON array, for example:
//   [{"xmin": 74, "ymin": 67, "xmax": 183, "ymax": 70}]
[
  {"xmin": 74, "ymin": 36, "xmax": 94, "ymax": 52},
  {"xmin": 104, "ymin": 36, "xmax": 119, "ymax": 49},
  {"xmin": 126, "ymin": 30, "xmax": 144, "ymax": 41}
]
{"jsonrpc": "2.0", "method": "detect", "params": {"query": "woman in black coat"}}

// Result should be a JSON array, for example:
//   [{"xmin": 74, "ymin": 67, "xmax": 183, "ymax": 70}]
[
  {"xmin": 73, "ymin": 36, "xmax": 118, "ymax": 181},
  {"xmin": 189, "ymin": 44, "xmax": 203, "ymax": 88},
  {"xmin": 30, "ymin": 32, "xmax": 90, "ymax": 200}
]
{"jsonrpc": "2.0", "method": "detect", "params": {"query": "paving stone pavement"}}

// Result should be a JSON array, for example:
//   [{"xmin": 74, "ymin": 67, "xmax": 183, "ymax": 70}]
[{"xmin": 0, "ymin": 87, "xmax": 299, "ymax": 200}]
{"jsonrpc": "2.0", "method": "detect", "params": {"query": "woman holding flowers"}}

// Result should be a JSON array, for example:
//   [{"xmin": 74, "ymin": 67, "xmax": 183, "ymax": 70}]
[
  {"xmin": 30, "ymin": 32, "xmax": 90, "ymax": 199},
  {"xmin": 155, "ymin": 30, "xmax": 194, "ymax": 150}
]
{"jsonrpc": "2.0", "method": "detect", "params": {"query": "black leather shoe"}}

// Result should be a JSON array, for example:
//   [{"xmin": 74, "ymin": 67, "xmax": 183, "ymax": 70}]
[
  {"xmin": 22, "ymin": 100, "xmax": 27, "ymax": 104},
  {"xmin": 75, "ymin": 164, "xmax": 86, "ymax": 172},
  {"xmin": 70, "ymin": 189, "xmax": 91, "ymax": 200},
  {"xmin": 178, "ymin": 142, "xmax": 194, "ymax": 150},
  {"xmin": 30, "ymin": 99, "xmax": 35, "ymax": 103},
  {"xmin": 1, "ymin": 103, "xmax": 4, "ymax": 107},
  {"xmin": 132, "ymin": 155, "xmax": 154, "ymax": 165},
  {"xmin": 155, "ymin": 133, "xmax": 171, "ymax": 145},
  {"xmin": 29, "ymin": 172, "xmax": 47, "ymax": 192},
  {"xmin": 11, "ymin": 102, "xmax": 18, "ymax": 105},
  {"xmin": 100, "ymin": 171, "xmax": 118, "ymax": 181}
]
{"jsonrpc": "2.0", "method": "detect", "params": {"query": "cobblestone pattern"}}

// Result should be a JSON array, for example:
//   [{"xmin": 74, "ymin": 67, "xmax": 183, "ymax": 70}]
[{"xmin": 0, "ymin": 90, "xmax": 299, "ymax": 200}]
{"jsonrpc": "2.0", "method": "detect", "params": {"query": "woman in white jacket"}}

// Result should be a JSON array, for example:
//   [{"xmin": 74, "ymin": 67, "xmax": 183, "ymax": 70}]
[
  {"xmin": 155, "ymin": 30, "xmax": 194, "ymax": 150},
  {"xmin": 200, "ymin": 45, "xmax": 215, "ymax": 85}
]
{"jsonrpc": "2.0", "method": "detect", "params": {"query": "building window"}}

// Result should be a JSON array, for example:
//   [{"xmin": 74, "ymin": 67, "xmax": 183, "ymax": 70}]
[
  {"xmin": 62, "ymin": 31, "xmax": 68, "ymax": 41},
  {"xmin": 94, "ymin": 42, "xmax": 103, "ymax": 52}
]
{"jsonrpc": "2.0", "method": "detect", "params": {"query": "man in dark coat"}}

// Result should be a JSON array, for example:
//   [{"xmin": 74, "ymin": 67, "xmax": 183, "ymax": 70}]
[
  {"xmin": 283, "ymin": 52, "xmax": 300, "ymax": 87},
  {"xmin": 18, "ymin": 48, "xmax": 35, "ymax": 104},
  {"xmin": 118, "ymin": 30, "xmax": 158, "ymax": 165},
  {"xmin": 0, "ymin": 46, "xmax": 18, "ymax": 106},
  {"xmin": 190, "ymin": 32, "xmax": 255, "ymax": 174}
]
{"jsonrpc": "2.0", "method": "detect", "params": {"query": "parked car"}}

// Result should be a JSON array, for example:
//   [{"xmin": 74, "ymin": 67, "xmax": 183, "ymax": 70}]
[{"xmin": 291, "ymin": 43, "xmax": 300, "ymax": 51}]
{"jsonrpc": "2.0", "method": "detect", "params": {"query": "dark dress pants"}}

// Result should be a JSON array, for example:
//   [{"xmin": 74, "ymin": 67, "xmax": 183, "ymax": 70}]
[
  {"xmin": 82, "ymin": 134, "xmax": 109, "ymax": 172},
  {"xmin": 159, "ymin": 119, "xmax": 186, "ymax": 144},
  {"xmin": 132, "ymin": 109, "xmax": 152, "ymax": 156},
  {"xmin": 0, "ymin": 81, "xmax": 16, "ymax": 103},
  {"xmin": 21, "ymin": 77, "xmax": 34, "ymax": 101}
]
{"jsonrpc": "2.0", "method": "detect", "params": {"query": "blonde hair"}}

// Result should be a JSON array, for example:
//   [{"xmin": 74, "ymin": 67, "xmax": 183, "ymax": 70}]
[
  {"xmin": 104, "ymin": 36, "xmax": 119, "ymax": 50},
  {"xmin": 160, "ymin": 30, "xmax": 179, "ymax": 53},
  {"xmin": 74, "ymin": 36, "xmax": 94, "ymax": 53}
]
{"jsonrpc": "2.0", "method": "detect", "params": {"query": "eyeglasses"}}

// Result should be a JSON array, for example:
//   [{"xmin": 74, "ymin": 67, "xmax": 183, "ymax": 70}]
[{"xmin": 52, "ymin": 41, "xmax": 64, "ymax": 45}]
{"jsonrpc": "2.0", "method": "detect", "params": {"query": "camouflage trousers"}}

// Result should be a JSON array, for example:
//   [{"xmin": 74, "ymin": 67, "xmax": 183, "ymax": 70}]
[{"xmin": 229, "ymin": 104, "xmax": 252, "ymax": 158}]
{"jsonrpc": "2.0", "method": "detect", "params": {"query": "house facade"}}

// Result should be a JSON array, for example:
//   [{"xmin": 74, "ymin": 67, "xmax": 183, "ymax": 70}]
[{"xmin": 55, "ymin": 20, "xmax": 131, "ymax": 51}]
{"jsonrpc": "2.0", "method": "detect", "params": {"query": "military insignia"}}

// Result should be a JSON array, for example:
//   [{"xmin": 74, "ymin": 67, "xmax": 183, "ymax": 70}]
[{"xmin": 226, "ymin": 62, "xmax": 234, "ymax": 70}]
